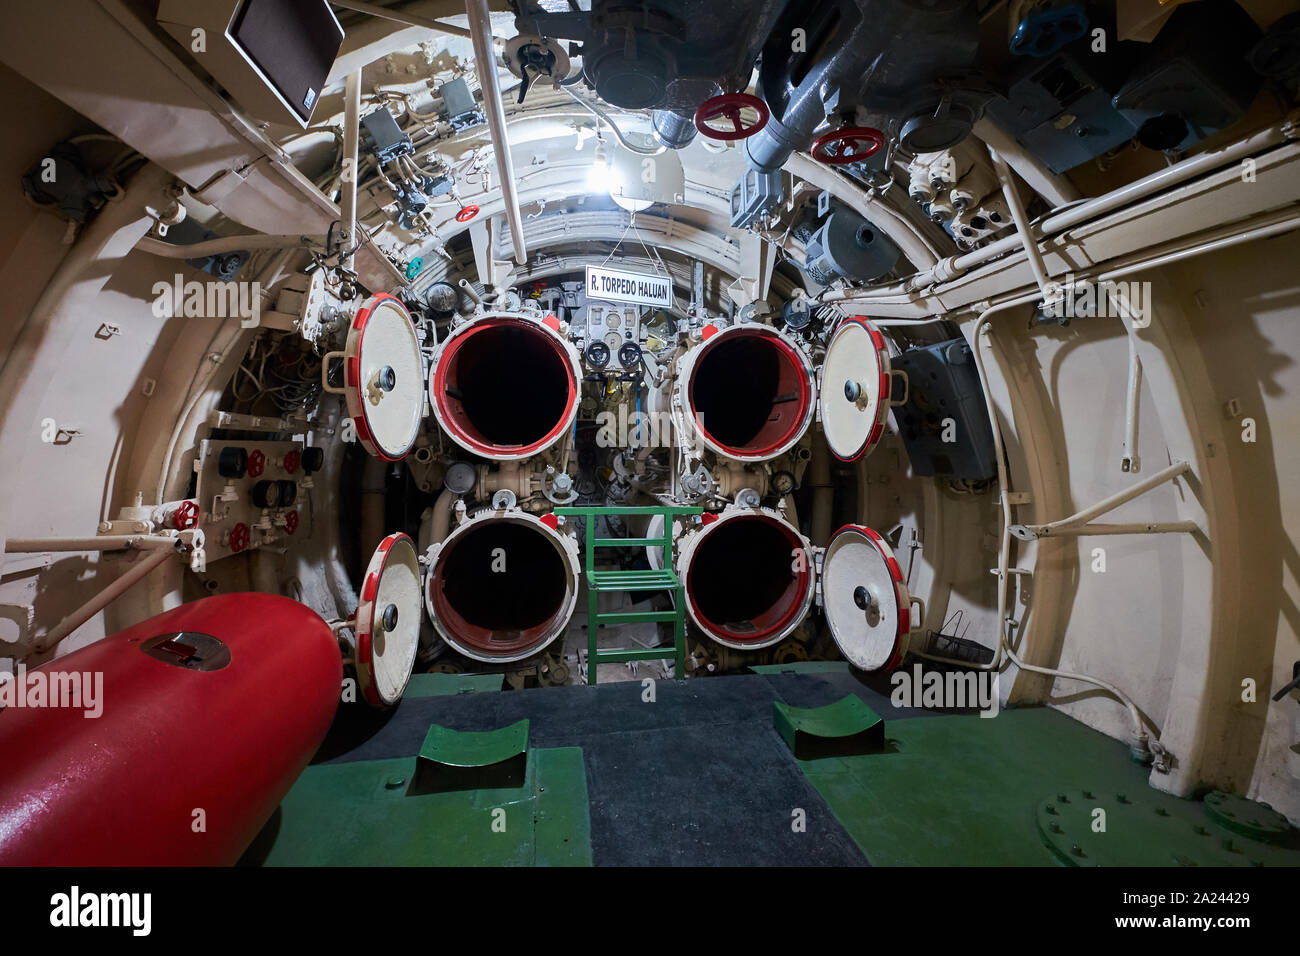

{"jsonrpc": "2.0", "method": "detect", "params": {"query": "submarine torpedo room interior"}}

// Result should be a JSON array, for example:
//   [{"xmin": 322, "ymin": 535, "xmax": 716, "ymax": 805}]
[{"xmin": 2, "ymin": 0, "xmax": 1300, "ymax": 884}]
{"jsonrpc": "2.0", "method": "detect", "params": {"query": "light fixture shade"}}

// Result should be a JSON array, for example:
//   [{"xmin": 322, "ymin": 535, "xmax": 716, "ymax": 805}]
[
  {"xmin": 612, "ymin": 195, "xmax": 654, "ymax": 212},
  {"xmin": 608, "ymin": 143, "xmax": 686, "ymax": 209}
]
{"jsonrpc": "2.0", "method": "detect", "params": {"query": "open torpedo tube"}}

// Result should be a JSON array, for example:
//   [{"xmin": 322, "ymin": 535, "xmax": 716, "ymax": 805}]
[{"xmin": 423, "ymin": 311, "xmax": 583, "ymax": 661}]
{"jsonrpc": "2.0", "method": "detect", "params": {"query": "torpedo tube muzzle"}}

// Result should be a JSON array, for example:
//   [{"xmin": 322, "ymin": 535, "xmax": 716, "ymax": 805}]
[
  {"xmin": 425, "ymin": 510, "xmax": 579, "ymax": 662},
  {"xmin": 676, "ymin": 324, "xmax": 816, "ymax": 463},
  {"xmin": 677, "ymin": 507, "xmax": 815, "ymax": 650},
  {"xmin": 429, "ymin": 313, "xmax": 580, "ymax": 462}
]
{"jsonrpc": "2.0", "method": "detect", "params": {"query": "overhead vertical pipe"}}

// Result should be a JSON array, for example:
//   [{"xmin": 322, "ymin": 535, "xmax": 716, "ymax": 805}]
[
  {"xmin": 341, "ymin": 69, "xmax": 362, "ymax": 273},
  {"xmin": 988, "ymin": 145, "xmax": 1055, "ymax": 304},
  {"xmin": 466, "ymin": 0, "xmax": 527, "ymax": 265}
]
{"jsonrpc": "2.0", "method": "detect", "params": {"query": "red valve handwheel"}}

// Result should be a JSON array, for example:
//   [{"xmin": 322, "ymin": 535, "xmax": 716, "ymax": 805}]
[
  {"xmin": 247, "ymin": 449, "xmax": 265, "ymax": 477},
  {"xmin": 455, "ymin": 205, "xmax": 480, "ymax": 222},
  {"xmin": 229, "ymin": 523, "xmax": 251, "ymax": 553},
  {"xmin": 173, "ymin": 500, "xmax": 200, "ymax": 531},
  {"xmin": 693, "ymin": 93, "xmax": 770, "ymax": 141},
  {"xmin": 284, "ymin": 450, "xmax": 300, "ymax": 475},
  {"xmin": 284, "ymin": 511, "xmax": 299, "ymax": 535},
  {"xmin": 810, "ymin": 126, "xmax": 886, "ymax": 165}
]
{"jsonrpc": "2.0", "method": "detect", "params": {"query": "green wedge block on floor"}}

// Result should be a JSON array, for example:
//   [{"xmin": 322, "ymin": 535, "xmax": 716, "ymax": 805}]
[
  {"xmin": 250, "ymin": 747, "xmax": 592, "ymax": 866},
  {"xmin": 773, "ymin": 694, "xmax": 885, "ymax": 759},
  {"xmin": 413, "ymin": 719, "xmax": 529, "ymax": 793}
]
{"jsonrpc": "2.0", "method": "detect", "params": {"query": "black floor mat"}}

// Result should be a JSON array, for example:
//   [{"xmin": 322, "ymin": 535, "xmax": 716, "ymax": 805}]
[{"xmin": 318, "ymin": 674, "xmax": 873, "ymax": 866}]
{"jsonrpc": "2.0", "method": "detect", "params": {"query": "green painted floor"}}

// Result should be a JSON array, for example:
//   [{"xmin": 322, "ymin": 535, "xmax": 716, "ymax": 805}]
[
  {"xmin": 403, "ymin": 672, "xmax": 506, "ymax": 698},
  {"xmin": 798, "ymin": 706, "xmax": 1300, "ymax": 867},
  {"xmin": 252, "ymin": 747, "xmax": 591, "ymax": 866},
  {"xmin": 249, "ymin": 666, "xmax": 1300, "ymax": 867}
]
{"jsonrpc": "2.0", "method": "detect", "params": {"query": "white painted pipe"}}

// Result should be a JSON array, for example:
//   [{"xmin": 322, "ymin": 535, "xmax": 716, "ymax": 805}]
[
  {"xmin": 988, "ymin": 146, "xmax": 1055, "ymax": 303},
  {"xmin": 1028, "ymin": 522, "xmax": 1202, "ymax": 538},
  {"xmin": 34, "ymin": 548, "xmax": 175, "ymax": 652},
  {"xmin": 136, "ymin": 235, "xmax": 327, "ymax": 258},
  {"xmin": 946, "ymin": 117, "xmax": 1299, "ymax": 279},
  {"xmin": 341, "ymin": 69, "xmax": 362, "ymax": 273},
  {"xmin": 465, "ymin": 0, "xmax": 527, "ymax": 265},
  {"xmin": 1031, "ymin": 460, "xmax": 1190, "ymax": 533},
  {"xmin": 4, "ymin": 535, "xmax": 177, "ymax": 553}
]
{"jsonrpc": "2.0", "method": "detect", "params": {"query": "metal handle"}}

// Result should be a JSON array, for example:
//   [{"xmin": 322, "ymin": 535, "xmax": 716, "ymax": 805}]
[
  {"xmin": 321, "ymin": 351, "xmax": 348, "ymax": 395},
  {"xmin": 888, "ymin": 369, "xmax": 910, "ymax": 407}
]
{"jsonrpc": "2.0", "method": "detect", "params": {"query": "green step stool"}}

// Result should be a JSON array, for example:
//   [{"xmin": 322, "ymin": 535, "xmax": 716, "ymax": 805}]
[
  {"xmin": 554, "ymin": 505, "xmax": 702, "ymax": 684},
  {"xmin": 774, "ymin": 695, "xmax": 886, "ymax": 760}
]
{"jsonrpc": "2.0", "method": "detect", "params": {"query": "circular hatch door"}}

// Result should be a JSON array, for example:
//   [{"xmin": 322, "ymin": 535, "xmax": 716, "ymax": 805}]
[
  {"xmin": 355, "ymin": 532, "xmax": 422, "ymax": 707},
  {"xmin": 821, "ymin": 524, "xmax": 912, "ymax": 672},
  {"xmin": 344, "ymin": 294, "xmax": 424, "ymax": 460},
  {"xmin": 818, "ymin": 316, "xmax": 891, "ymax": 462}
]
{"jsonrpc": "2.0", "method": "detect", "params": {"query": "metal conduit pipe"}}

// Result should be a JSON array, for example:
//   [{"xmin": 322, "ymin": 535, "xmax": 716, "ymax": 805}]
[
  {"xmin": 136, "ymin": 235, "xmax": 327, "ymax": 258},
  {"xmin": 895, "ymin": 212, "xmax": 1300, "ymax": 759},
  {"xmin": 341, "ymin": 69, "xmax": 362, "ymax": 273},
  {"xmin": 839, "ymin": 204, "xmax": 1300, "ymax": 321},
  {"xmin": 824, "ymin": 116, "xmax": 1299, "ymax": 305},
  {"xmin": 425, "ymin": 488, "xmax": 458, "ymax": 548},
  {"xmin": 33, "ymin": 548, "xmax": 176, "ymax": 653},
  {"xmin": 4, "ymin": 535, "xmax": 179, "ymax": 553},
  {"xmin": 988, "ymin": 146, "xmax": 1056, "ymax": 304},
  {"xmin": 465, "ymin": 0, "xmax": 526, "ymax": 264},
  {"xmin": 939, "ymin": 116, "xmax": 1300, "ymax": 285}
]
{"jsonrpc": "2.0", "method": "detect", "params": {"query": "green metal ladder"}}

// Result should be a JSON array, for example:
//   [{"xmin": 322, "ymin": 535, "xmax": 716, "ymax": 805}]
[{"xmin": 554, "ymin": 505, "xmax": 702, "ymax": 684}]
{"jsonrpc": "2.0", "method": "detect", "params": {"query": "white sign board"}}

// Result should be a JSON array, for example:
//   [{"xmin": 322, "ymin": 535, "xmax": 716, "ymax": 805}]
[{"xmin": 585, "ymin": 265, "xmax": 674, "ymax": 309}]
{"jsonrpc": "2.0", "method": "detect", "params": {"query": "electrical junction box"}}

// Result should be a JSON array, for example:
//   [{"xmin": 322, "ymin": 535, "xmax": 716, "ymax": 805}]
[
  {"xmin": 985, "ymin": 32, "xmax": 1140, "ymax": 174},
  {"xmin": 361, "ymin": 108, "xmax": 413, "ymax": 162},
  {"xmin": 157, "ymin": 0, "xmax": 344, "ymax": 129},
  {"xmin": 891, "ymin": 338, "xmax": 997, "ymax": 482},
  {"xmin": 1111, "ymin": 0, "xmax": 1264, "ymax": 152}
]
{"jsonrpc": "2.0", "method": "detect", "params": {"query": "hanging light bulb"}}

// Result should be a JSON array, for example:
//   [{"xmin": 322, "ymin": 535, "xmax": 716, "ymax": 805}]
[{"xmin": 587, "ymin": 137, "xmax": 611, "ymax": 191}]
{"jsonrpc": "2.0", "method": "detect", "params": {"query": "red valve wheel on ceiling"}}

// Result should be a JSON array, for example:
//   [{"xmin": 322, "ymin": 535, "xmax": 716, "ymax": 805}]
[
  {"xmin": 230, "ymin": 523, "xmax": 251, "ymax": 553},
  {"xmin": 172, "ymin": 500, "xmax": 200, "ymax": 531},
  {"xmin": 246, "ymin": 449, "xmax": 265, "ymax": 477},
  {"xmin": 283, "ymin": 449, "xmax": 300, "ymax": 474},
  {"xmin": 810, "ymin": 126, "xmax": 886, "ymax": 165},
  {"xmin": 284, "ymin": 511, "xmax": 299, "ymax": 535},
  {"xmin": 455, "ymin": 205, "xmax": 480, "ymax": 223},
  {"xmin": 693, "ymin": 93, "xmax": 770, "ymax": 141}
]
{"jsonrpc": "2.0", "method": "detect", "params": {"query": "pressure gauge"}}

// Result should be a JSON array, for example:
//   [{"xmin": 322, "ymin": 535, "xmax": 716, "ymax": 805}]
[
  {"xmin": 772, "ymin": 471, "xmax": 796, "ymax": 495},
  {"xmin": 603, "ymin": 330, "xmax": 622, "ymax": 351},
  {"xmin": 606, "ymin": 312, "xmax": 621, "ymax": 329}
]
